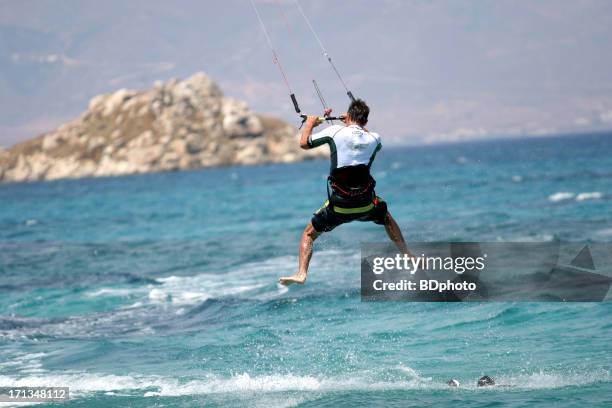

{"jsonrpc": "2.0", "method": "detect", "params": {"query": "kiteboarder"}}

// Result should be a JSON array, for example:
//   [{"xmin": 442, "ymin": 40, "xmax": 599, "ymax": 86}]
[{"xmin": 279, "ymin": 99, "xmax": 411, "ymax": 285}]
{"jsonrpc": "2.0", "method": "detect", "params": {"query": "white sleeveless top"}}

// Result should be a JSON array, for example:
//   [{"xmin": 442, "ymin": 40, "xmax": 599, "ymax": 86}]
[{"xmin": 308, "ymin": 124, "xmax": 382, "ymax": 170}]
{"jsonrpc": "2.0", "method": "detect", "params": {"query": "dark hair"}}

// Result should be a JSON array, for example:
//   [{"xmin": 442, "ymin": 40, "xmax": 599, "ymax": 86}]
[{"xmin": 347, "ymin": 99, "xmax": 369, "ymax": 126}]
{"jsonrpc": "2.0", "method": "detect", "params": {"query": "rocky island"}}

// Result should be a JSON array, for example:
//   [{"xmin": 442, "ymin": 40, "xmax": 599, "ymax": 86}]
[{"xmin": 0, "ymin": 72, "xmax": 324, "ymax": 183}]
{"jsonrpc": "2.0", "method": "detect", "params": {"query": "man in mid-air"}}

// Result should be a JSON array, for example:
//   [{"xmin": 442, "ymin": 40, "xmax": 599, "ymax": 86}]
[{"xmin": 279, "ymin": 99, "xmax": 411, "ymax": 285}]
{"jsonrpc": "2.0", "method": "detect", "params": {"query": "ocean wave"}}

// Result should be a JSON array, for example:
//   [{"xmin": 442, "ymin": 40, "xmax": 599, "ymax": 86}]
[
  {"xmin": 0, "ymin": 352, "xmax": 425, "ymax": 397},
  {"xmin": 0, "ymin": 308, "xmax": 155, "ymax": 340},
  {"xmin": 0, "ymin": 250, "xmax": 359, "ymax": 340},
  {"xmin": 0, "ymin": 367, "xmax": 433, "ymax": 400},
  {"xmin": 575, "ymin": 191, "xmax": 603, "ymax": 201},
  {"xmin": 152, "ymin": 275, "xmax": 267, "ymax": 306},
  {"xmin": 0, "ymin": 366, "xmax": 608, "ymax": 404},
  {"xmin": 85, "ymin": 249, "xmax": 357, "ymax": 307},
  {"xmin": 0, "ymin": 350, "xmax": 609, "ymax": 406},
  {"xmin": 86, "ymin": 288, "xmax": 139, "ymax": 298},
  {"xmin": 548, "ymin": 191, "xmax": 605, "ymax": 203},
  {"xmin": 0, "ymin": 352, "xmax": 47, "ymax": 374},
  {"xmin": 548, "ymin": 192, "xmax": 574, "ymax": 202},
  {"xmin": 80, "ymin": 254, "xmax": 297, "ymax": 308}
]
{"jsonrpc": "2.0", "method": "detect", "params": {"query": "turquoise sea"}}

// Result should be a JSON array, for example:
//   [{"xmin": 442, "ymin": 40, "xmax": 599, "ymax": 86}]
[{"xmin": 1, "ymin": 133, "xmax": 611, "ymax": 407}]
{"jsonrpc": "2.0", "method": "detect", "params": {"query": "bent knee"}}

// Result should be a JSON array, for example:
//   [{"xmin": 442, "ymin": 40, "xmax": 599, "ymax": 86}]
[
  {"xmin": 304, "ymin": 222, "xmax": 321, "ymax": 238},
  {"xmin": 384, "ymin": 212, "xmax": 393, "ymax": 225}
]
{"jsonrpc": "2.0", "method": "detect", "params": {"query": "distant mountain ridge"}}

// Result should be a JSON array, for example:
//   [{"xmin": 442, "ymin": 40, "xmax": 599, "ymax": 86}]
[{"xmin": 0, "ymin": 72, "xmax": 324, "ymax": 183}]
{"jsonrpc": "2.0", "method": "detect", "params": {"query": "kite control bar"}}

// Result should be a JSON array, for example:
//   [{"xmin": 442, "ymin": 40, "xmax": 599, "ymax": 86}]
[
  {"xmin": 291, "ymin": 93, "xmax": 344, "ymax": 128},
  {"xmin": 297, "ymin": 113, "xmax": 345, "ymax": 129},
  {"xmin": 299, "ymin": 114, "xmax": 345, "ymax": 122}
]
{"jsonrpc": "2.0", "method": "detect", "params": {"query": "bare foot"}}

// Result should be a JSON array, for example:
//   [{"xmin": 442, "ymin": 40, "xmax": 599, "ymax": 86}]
[{"xmin": 279, "ymin": 274, "xmax": 306, "ymax": 286}]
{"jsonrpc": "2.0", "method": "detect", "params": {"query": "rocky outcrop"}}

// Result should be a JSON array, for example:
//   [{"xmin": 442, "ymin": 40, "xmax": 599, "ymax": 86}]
[{"xmin": 0, "ymin": 72, "xmax": 324, "ymax": 183}]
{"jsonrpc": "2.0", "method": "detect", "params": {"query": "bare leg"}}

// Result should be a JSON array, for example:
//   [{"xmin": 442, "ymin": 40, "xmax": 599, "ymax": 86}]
[
  {"xmin": 279, "ymin": 222, "xmax": 321, "ymax": 285},
  {"xmin": 384, "ymin": 212, "xmax": 412, "ymax": 256}
]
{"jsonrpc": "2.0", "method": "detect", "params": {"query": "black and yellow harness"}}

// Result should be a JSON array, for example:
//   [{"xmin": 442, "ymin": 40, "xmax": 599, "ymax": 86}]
[{"xmin": 326, "ymin": 164, "xmax": 378, "ymax": 214}]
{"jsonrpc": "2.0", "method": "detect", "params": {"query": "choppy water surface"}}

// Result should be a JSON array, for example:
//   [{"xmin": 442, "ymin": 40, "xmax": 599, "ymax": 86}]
[{"xmin": 1, "ymin": 133, "xmax": 611, "ymax": 407}]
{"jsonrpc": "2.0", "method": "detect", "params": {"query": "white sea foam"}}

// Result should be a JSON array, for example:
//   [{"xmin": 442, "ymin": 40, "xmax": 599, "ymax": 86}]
[
  {"xmin": 548, "ymin": 192, "xmax": 574, "ymax": 202},
  {"xmin": 153, "ymin": 275, "xmax": 266, "ymax": 305},
  {"xmin": 511, "ymin": 175, "xmax": 522, "ymax": 182},
  {"xmin": 0, "ymin": 367, "xmax": 608, "ymax": 406},
  {"xmin": 151, "ymin": 249, "xmax": 355, "ymax": 305},
  {"xmin": 575, "ymin": 191, "xmax": 603, "ymax": 201},
  {"xmin": 548, "ymin": 191, "xmax": 604, "ymax": 203},
  {"xmin": 276, "ymin": 282, "xmax": 289, "ymax": 295},
  {"xmin": 0, "ymin": 355, "xmax": 428, "ymax": 399},
  {"xmin": 394, "ymin": 364, "xmax": 421, "ymax": 379},
  {"xmin": 87, "ymin": 254, "xmax": 298, "ymax": 306},
  {"xmin": 0, "ymin": 370, "xmax": 429, "ymax": 399},
  {"xmin": 87, "ymin": 288, "xmax": 139, "ymax": 298},
  {"xmin": 0, "ymin": 352, "xmax": 46, "ymax": 373},
  {"xmin": 148, "ymin": 288, "xmax": 170, "ymax": 302},
  {"xmin": 86, "ymin": 248, "xmax": 356, "ymax": 308}
]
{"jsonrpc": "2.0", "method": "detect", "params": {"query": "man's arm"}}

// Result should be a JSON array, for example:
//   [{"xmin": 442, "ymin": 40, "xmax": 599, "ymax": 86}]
[
  {"xmin": 300, "ymin": 108, "xmax": 333, "ymax": 149},
  {"xmin": 299, "ymin": 116, "xmax": 319, "ymax": 150}
]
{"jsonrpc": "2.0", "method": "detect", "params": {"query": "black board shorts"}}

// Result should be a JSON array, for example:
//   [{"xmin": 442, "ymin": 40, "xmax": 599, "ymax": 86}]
[{"xmin": 311, "ymin": 195, "xmax": 388, "ymax": 232}]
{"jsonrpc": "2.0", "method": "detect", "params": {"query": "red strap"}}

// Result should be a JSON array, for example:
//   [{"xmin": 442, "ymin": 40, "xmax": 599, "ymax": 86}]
[{"xmin": 331, "ymin": 180, "xmax": 373, "ymax": 197}]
